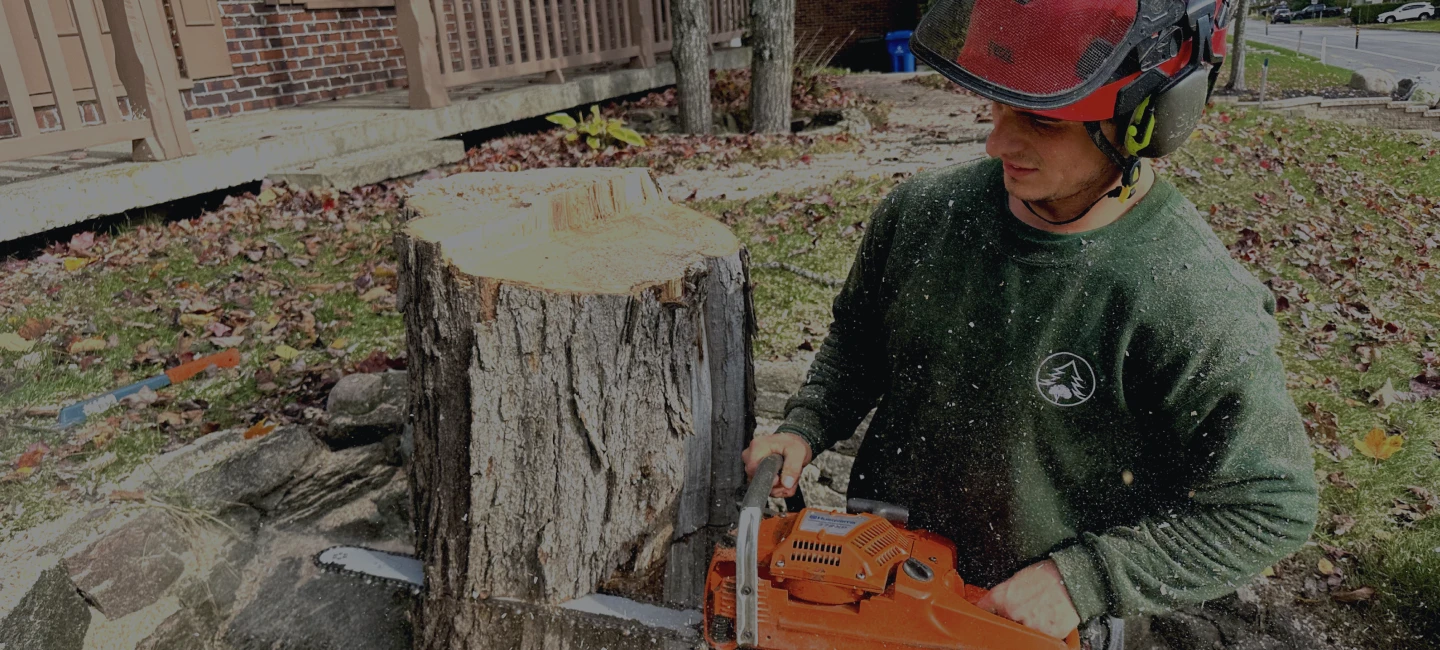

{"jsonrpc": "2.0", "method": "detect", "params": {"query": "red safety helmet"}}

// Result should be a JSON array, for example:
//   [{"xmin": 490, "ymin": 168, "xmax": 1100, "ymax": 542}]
[{"xmin": 913, "ymin": 0, "xmax": 1232, "ymax": 194}]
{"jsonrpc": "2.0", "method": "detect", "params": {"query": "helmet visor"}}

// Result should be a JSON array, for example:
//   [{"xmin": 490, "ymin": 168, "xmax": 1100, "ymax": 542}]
[{"xmin": 913, "ymin": 0, "xmax": 1141, "ymax": 109}]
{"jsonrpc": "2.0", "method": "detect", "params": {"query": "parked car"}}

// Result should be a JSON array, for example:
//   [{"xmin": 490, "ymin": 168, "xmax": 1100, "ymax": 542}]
[
  {"xmin": 1271, "ymin": 7, "xmax": 1293, "ymax": 23},
  {"xmin": 1378, "ymin": 2, "xmax": 1435, "ymax": 22},
  {"xmin": 1293, "ymin": 3, "xmax": 1345, "ymax": 20}
]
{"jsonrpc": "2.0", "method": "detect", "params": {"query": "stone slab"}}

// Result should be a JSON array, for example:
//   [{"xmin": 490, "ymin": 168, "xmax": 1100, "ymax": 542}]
[
  {"xmin": 0, "ymin": 47, "xmax": 751, "ymax": 244},
  {"xmin": 269, "ymin": 140, "xmax": 466, "ymax": 191},
  {"xmin": 1317, "ymin": 97, "xmax": 1390, "ymax": 108},
  {"xmin": 0, "ymin": 559, "xmax": 91, "ymax": 650},
  {"xmin": 63, "ymin": 509, "xmax": 189, "ymax": 619},
  {"xmin": 113, "ymin": 426, "xmax": 323, "ymax": 512}
]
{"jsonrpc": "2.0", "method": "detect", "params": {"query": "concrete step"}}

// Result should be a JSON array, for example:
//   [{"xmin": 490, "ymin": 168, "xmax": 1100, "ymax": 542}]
[
  {"xmin": 1426, "ymin": 109, "xmax": 1440, "ymax": 119},
  {"xmin": 269, "ymin": 139, "xmax": 466, "ymax": 191}
]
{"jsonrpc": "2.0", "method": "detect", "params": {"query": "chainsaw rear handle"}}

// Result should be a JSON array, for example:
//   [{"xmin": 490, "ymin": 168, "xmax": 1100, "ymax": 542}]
[{"xmin": 742, "ymin": 454, "xmax": 784, "ymax": 510}]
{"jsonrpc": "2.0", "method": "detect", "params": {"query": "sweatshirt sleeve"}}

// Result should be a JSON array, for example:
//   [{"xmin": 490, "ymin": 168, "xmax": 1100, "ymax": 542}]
[
  {"xmin": 773, "ymin": 184, "xmax": 904, "ymax": 455},
  {"xmin": 1051, "ymin": 304, "xmax": 1319, "ymax": 621}
]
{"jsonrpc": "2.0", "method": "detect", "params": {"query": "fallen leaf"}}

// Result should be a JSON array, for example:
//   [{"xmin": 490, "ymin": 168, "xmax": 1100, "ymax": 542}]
[
  {"xmin": 108, "ymin": 490, "xmax": 146, "ymax": 502},
  {"xmin": 63, "ymin": 257, "xmax": 90, "ymax": 272},
  {"xmin": 1317, "ymin": 558, "xmax": 1335, "ymax": 576},
  {"xmin": 243, "ymin": 419, "xmax": 277, "ymax": 440},
  {"xmin": 257, "ymin": 188, "xmax": 278, "ymax": 205},
  {"xmin": 1355, "ymin": 427, "xmax": 1404, "ymax": 460},
  {"xmin": 1369, "ymin": 379, "xmax": 1401, "ymax": 409},
  {"xmin": 179, "ymin": 313, "xmax": 214, "ymax": 329},
  {"xmin": 14, "ymin": 442, "xmax": 49, "ymax": 474},
  {"xmin": 68, "ymin": 337, "xmax": 107, "ymax": 354},
  {"xmin": 1331, "ymin": 587, "xmax": 1376, "ymax": 603},
  {"xmin": 211, "ymin": 336, "xmax": 245, "ymax": 348},
  {"xmin": 1261, "ymin": 566, "xmax": 1276, "ymax": 578},
  {"xmin": 121, "ymin": 386, "xmax": 160, "ymax": 407},
  {"xmin": 0, "ymin": 333, "xmax": 36, "ymax": 352},
  {"xmin": 275, "ymin": 344, "xmax": 301, "ymax": 360},
  {"xmin": 1332, "ymin": 514, "xmax": 1356, "ymax": 536},
  {"xmin": 328, "ymin": 338, "xmax": 349, "ymax": 350},
  {"xmin": 17, "ymin": 318, "xmax": 53, "ymax": 341},
  {"xmin": 359, "ymin": 286, "xmax": 391, "ymax": 302}
]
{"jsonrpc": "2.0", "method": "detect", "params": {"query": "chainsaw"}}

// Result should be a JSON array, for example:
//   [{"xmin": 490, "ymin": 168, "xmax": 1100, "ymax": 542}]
[{"xmin": 703, "ymin": 455, "xmax": 1081, "ymax": 650}]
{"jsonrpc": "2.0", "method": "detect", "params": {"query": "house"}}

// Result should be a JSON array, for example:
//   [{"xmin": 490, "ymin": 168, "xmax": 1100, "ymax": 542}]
[{"xmin": 0, "ymin": 0, "xmax": 748, "ymax": 242}]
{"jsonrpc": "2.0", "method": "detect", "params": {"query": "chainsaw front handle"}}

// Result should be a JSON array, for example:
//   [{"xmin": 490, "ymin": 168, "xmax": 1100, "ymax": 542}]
[{"xmin": 736, "ymin": 454, "xmax": 781, "ymax": 647}]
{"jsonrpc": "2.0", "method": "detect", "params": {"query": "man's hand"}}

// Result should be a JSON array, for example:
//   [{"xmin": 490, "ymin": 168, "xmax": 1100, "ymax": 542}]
[
  {"xmin": 741, "ymin": 433, "xmax": 813, "ymax": 498},
  {"xmin": 975, "ymin": 560, "xmax": 1081, "ymax": 640}
]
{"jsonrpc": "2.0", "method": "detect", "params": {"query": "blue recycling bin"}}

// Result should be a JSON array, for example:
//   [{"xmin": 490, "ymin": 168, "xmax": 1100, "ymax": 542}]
[{"xmin": 886, "ymin": 30, "xmax": 915, "ymax": 73}]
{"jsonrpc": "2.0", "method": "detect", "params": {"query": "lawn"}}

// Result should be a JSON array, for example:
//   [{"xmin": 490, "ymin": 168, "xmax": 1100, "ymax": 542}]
[
  {"xmin": 1364, "ymin": 19, "xmax": 1440, "ymax": 32},
  {"xmin": 712, "ymin": 108, "xmax": 1440, "ymax": 643},
  {"xmin": 1215, "ymin": 41, "xmax": 1354, "ymax": 95}
]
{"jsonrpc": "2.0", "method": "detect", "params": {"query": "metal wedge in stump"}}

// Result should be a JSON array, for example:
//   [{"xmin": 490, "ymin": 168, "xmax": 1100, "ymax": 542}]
[{"xmin": 396, "ymin": 168, "xmax": 754, "ymax": 649}]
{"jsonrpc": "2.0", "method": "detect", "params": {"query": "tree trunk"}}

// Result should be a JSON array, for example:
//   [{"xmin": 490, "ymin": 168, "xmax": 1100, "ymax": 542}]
[
  {"xmin": 749, "ymin": 0, "xmax": 795, "ymax": 133},
  {"xmin": 673, "ymin": 0, "xmax": 712, "ymax": 134},
  {"xmin": 397, "ymin": 168, "xmax": 753, "ymax": 650},
  {"xmin": 1227, "ymin": 0, "xmax": 1250, "ymax": 92}
]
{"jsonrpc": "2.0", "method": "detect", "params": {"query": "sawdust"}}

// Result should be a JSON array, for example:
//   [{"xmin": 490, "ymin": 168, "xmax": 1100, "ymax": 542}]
[{"xmin": 405, "ymin": 168, "xmax": 740, "ymax": 295}]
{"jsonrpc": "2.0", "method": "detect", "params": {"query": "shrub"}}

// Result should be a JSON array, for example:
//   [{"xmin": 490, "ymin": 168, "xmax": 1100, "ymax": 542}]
[{"xmin": 546, "ymin": 105, "xmax": 646, "ymax": 150}]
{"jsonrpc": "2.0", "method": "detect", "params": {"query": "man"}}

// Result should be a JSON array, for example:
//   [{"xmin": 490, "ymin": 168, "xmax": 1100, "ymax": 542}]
[{"xmin": 741, "ymin": 0, "xmax": 1318, "ymax": 647}]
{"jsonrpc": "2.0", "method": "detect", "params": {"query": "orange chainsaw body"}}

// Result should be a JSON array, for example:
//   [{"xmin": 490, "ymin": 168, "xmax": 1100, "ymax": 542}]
[{"xmin": 703, "ymin": 508, "xmax": 1081, "ymax": 650}]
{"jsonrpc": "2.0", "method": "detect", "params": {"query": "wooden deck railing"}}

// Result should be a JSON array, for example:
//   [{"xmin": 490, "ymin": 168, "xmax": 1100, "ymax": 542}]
[
  {"xmin": 399, "ymin": 0, "xmax": 748, "ymax": 108},
  {"xmin": 0, "ymin": 0, "xmax": 194, "ymax": 164}
]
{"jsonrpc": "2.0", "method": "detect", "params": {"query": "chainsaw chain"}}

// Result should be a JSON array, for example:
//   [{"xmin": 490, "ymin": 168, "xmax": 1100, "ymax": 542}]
[{"xmin": 313, "ymin": 544, "xmax": 426, "ymax": 594}]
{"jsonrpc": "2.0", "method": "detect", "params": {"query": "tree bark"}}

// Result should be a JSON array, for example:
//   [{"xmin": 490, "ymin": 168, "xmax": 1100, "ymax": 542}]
[
  {"xmin": 1227, "ymin": 0, "xmax": 1250, "ymax": 92},
  {"xmin": 397, "ymin": 168, "xmax": 752, "ymax": 649},
  {"xmin": 749, "ymin": 0, "xmax": 795, "ymax": 134},
  {"xmin": 673, "ymin": 0, "xmax": 713, "ymax": 134}
]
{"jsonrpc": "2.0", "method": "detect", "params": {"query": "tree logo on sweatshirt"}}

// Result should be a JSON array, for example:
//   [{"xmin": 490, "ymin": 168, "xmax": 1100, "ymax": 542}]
[{"xmin": 1036, "ymin": 352, "xmax": 1096, "ymax": 407}]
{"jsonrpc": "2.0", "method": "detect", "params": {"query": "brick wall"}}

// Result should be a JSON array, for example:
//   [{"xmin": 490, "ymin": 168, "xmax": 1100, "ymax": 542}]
[
  {"xmin": 796, "ymin": 0, "xmax": 920, "ymax": 69},
  {"xmin": 1, "ymin": 0, "xmax": 408, "ymax": 141},
  {"xmin": 184, "ymin": 0, "xmax": 409, "ymax": 120}
]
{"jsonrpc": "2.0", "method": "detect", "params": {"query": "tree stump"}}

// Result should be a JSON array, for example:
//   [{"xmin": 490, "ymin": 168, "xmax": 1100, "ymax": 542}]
[{"xmin": 397, "ymin": 168, "xmax": 754, "ymax": 650}]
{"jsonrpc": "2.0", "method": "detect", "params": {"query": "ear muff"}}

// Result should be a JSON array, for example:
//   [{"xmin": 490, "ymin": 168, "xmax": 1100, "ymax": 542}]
[{"xmin": 1136, "ymin": 67, "xmax": 1210, "ymax": 158}]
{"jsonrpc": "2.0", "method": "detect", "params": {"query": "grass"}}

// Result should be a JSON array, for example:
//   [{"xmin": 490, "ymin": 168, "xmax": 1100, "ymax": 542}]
[
  {"xmin": 1167, "ymin": 108, "xmax": 1440, "ymax": 642},
  {"xmin": 1217, "ymin": 41, "xmax": 1354, "ymax": 94},
  {"xmin": 0, "ymin": 190, "xmax": 406, "ymax": 537},
  {"xmin": 1292, "ymin": 16, "xmax": 1353, "ymax": 27},
  {"xmin": 1364, "ymin": 19, "xmax": 1440, "ymax": 32}
]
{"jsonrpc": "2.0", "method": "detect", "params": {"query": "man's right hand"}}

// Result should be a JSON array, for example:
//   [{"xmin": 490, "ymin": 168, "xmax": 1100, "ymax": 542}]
[{"xmin": 742, "ymin": 432, "xmax": 813, "ymax": 499}]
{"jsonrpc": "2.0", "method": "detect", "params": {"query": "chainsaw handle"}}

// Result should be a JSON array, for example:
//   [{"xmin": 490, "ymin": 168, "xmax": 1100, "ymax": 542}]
[
  {"xmin": 165, "ymin": 349, "xmax": 241, "ymax": 384},
  {"xmin": 743, "ymin": 454, "xmax": 784, "ymax": 510}
]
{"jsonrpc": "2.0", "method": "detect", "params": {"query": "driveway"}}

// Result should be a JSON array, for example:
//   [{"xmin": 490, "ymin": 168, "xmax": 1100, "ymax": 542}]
[{"xmin": 1243, "ymin": 18, "xmax": 1440, "ymax": 79}]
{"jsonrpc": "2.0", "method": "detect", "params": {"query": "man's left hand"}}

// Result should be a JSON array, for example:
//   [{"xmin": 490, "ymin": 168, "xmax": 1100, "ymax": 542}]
[{"xmin": 974, "ymin": 560, "xmax": 1081, "ymax": 640}]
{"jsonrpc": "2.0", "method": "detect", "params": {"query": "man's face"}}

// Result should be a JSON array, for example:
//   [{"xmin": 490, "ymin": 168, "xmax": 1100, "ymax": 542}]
[{"xmin": 984, "ymin": 102, "xmax": 1120, "ymax": 204}]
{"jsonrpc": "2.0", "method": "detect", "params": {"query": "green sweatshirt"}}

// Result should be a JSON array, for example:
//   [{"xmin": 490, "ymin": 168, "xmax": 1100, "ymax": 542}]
[{"xmin": 776, "ymin": 158, "xmax": 1318, "ymax": 621}]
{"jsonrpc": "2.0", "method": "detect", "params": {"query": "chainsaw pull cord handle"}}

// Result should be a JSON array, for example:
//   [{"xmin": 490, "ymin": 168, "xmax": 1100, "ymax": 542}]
[{"xmin": 736, "ymin": 454, "xmax": 782, "ymax": 647}]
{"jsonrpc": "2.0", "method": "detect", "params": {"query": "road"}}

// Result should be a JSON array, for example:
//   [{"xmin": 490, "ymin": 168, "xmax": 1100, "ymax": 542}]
[{"xmin": 1242, "ymin": 19, "xmax": 1440, "ymax": 80}]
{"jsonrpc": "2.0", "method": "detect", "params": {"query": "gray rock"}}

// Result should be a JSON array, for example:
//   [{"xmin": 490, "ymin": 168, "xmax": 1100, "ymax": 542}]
[
  {"xmin": 115, "ymin": 426, "xmax": 324, "ymax": 512},
  {"xmin": 1349, "ymin": 68, "xmax": 1396, "ymax": 95},
  {"xmin": 224, "ymin": 556, "xmax": 414, "ymax": 650},
  {"xmin": 754, "ymin": 360, "xmax": 808, "ymax": 395},
  {"xmin": 0, "ymin": 561, "xmax": 91, "ymax": 650},
  {"xmin": 270, "ymin": 439, "xmax": 403, "ymax": 530},
  {"xmin": 137, "ymin": 531, "xmax": 259, "ymax": 650},
  {"xmin": 1406, "ymin": 72, "xmax": 1440, "ymax": 107},
  {"xmin": 62, "ymin": 509, "xmax": 188, "ymax": 619},
  {"xmin": 325, "ymin": 371, "xmax": 408, "ymax": 449},
  {"xmin": 810, "ymin": 450, "xmax": 855, "ymax": 495},
  {"xmin": 755, "ymin": 390, "xmax": 790, "ymax": 419}
]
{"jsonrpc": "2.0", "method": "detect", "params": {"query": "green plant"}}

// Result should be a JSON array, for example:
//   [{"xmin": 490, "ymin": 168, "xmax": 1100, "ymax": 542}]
[
  {"xmin": 545, "ymin": 105, "xmax": 646, "ymax": 150},
  {"xmin": 1350, "ymin": 2, "xmax": 1404, "ymax": 23}
]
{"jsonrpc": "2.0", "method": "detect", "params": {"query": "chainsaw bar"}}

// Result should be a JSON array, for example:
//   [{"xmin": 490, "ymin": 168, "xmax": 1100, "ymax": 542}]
[{"xmin": 314, "ymin": 545, "xmax": 425, "ymax": 592}]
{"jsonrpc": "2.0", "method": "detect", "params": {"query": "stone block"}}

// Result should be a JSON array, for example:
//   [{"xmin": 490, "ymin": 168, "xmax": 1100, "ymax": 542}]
[
  {"xmin": 62, "ymin": 510, "xmax": 188, "ymax": 619},
  {"xmin": 325, "ymin": 371, "xmax": 408, "ymax": 449},
  {"xmin": 115, "ymin": 426, "xmax": 324, "ymax": 512},
  {"xmin": 269, "ymin": 140, "xmax": 466, "ymax": 191},
  {"xmin": 0, "ymin": 559, "xmax": 91, "ymax": 650}
]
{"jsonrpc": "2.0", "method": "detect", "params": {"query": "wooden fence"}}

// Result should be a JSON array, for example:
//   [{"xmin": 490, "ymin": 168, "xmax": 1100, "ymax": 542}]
[
  {"xmin": 398, "ymin": 0, "xmax": 748, "ymax": 108},
  {"xmin": 0, "ymin": 0, "xmax": 194, "ymax": 163}
]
